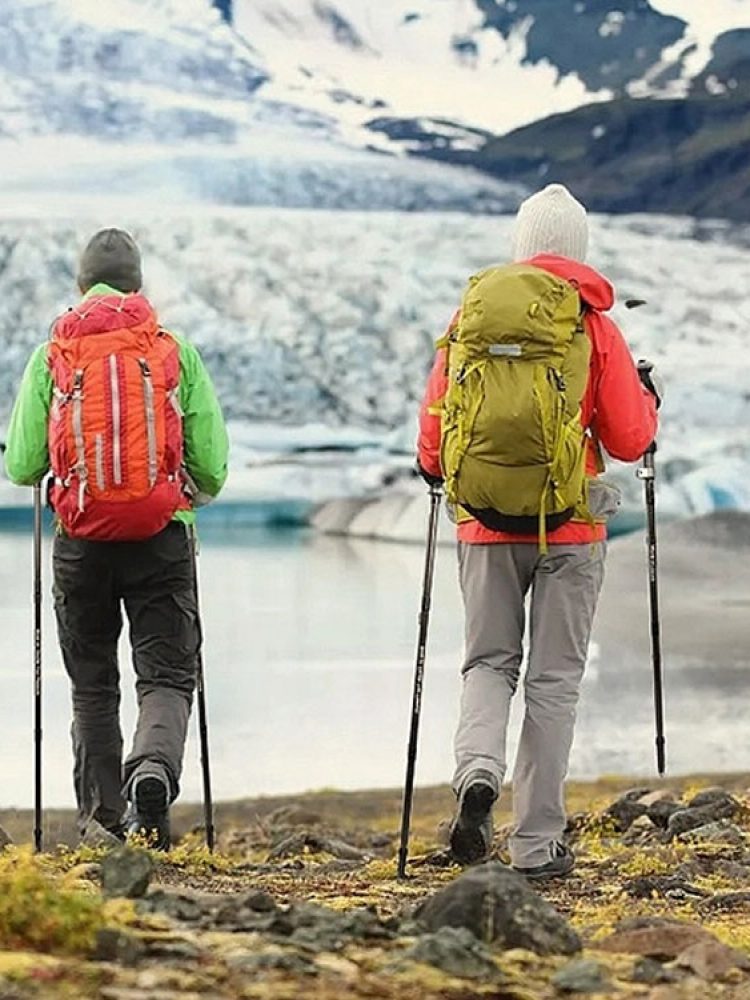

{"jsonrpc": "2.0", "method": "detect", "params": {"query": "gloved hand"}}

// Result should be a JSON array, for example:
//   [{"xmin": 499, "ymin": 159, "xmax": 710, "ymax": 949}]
[
  {"xmin": 637, "ymin": 359, "xmax": 664, "ymax": 409},
  {"xmin": 415, "ymin": 461, "xmax": 444, "ymax": 490}
]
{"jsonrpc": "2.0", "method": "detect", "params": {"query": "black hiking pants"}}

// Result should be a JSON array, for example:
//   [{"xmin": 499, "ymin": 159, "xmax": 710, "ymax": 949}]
[{"xmin": 53, "ymin": 522, "xmax": 200, "ymax": 835}]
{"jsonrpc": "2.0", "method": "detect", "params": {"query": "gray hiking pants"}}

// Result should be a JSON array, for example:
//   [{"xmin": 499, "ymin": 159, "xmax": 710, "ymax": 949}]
[
  {"xmin": 53, "ymin": 522, "xmax": 200, "ymax": 836},
  {"xmin": 454, "ymin": 541, "xmax": 605, "ymax": 868}
]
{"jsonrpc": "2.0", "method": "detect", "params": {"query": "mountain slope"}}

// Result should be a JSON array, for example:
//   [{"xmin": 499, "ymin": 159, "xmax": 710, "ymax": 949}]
[{"xmin": 473, "ymin": 91, "xmax": 750, "ymax": 220}]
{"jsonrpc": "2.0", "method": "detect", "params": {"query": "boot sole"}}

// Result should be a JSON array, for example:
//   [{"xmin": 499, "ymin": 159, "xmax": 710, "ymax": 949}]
[
  {"xmin": 449, "ymin": 782, "xmax": 495, "ymax": 865},
  {"xmin": 134, "ymin": 776, "xmax": 169, "ymax": 816},
  {"xmin": 130, "ymin": 776, "xmax": 171, "ymax": 851}
]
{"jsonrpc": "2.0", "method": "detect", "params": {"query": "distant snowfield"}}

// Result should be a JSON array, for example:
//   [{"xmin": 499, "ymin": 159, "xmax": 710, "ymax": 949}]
[
  {"xmin": 233, "ymin": 0, "xmax": 606, "ymax": 138},
  {"xmin": 646, "ymin": 0, "xmax": 750, "ymax": 89},
  {"xmin": 0, "ymin": 205, "xmax": 748, "ymax": 531},
  {"xmin": 651, "ymin": 0, "xmax": 750, "ymax": 38},
  {"xmin": 233, "ymin": 0, "xmax": 750, "ymax": 141}
]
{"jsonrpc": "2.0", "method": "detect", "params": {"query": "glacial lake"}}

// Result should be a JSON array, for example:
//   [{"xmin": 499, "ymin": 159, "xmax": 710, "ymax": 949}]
[{"xmin": 0, "ymin": 520, "xmax": 747, "ymax": 811}]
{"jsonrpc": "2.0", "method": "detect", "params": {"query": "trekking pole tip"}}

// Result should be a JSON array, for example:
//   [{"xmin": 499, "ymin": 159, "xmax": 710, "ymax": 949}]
[{"xmin": 397, "ymin": 847, "xmax": 410, "ymax": 880}]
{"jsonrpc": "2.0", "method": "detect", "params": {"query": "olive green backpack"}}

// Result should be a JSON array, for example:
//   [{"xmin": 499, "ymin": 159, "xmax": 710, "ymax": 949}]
[{"xmin": 438, "ymin": 262, "xmax": 593, "ymax": 547}]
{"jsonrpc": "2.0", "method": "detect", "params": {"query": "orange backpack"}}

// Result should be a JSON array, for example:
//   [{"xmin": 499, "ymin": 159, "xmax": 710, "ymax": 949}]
[{"xmin": 47, "ymin": 293, "xmax": 189, "ymax": 540}]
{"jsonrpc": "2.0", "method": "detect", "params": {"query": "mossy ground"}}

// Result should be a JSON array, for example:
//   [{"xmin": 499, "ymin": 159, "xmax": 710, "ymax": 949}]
[{"xmin": 1, "ymin": 773, "xmax": 750, "ymax": 998}]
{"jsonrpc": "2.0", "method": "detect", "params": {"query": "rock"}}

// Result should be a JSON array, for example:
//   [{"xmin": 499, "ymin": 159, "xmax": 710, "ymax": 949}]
[
  {"xmin": 267, "ymin": 831, "xmax": 369, "ymax": 862},
  {"xmin": 145, "ymin": 939, "xmax": 204, "ymax": 961},
  {"xmin": 288, "ymin": 903, "xmax": 395, "ymax": 951},
  {"xmin": 265, "ymin": 804, "xmax": 322, "ymax": 828},
  {"xmin": 0, "ymin": 826, "xmax": 12, "ymax": 849},
  {"xmin": 101, "ymin": 847, "xmax": 153, "ymax": 899},
  {"xmin": 321, "ymin": 837, "xmax": 371, "ymax": 862},
  {"xmin": 637, "ymin": 790, "xmax": 676, "ymax": 808},
  {"xmin": 81, "ymin": 820, "xmax": 124, "ymax": 849},
  {"xmin": 622, "ymin": 814, "xmax": 658, "ymax": 846},
  {"xmin": 698, "ymin": 890, "xmax": 750, "ymax": 914},
  {"xmin": 370, "ymin": 833, "xmax": 392, "ymax": 849},
  {"xmin": 605, "ymin": 788, "xmax": 652, "ymax": 831},
  {"xmin": 267, "ymin": 832, "xmax": 309, "ymax": 859},
  {"xmin": 94, "ymin": 928, "xmax": 146, "ymax": 967},
  {"xmin": 139, "ymin": 888, "xmax": 214, "ymax": 923},
  {"xmin": 228, "ymin": 949, "xmax": 318, "ymax": 976},
  {"xmin": 679, "ymin": 820, "xmax": 745, "ymax": 846},
  {"xmin": 401, "ymin": 926, "xmax": 504, "ymax": 981},
  {"xmin": 214, "ymin": 893, "xmax": 285, "ymax": 933},
  {"xmin": 596, "ymin": 917, "xmax": 713, "ymax": 959},
  {"xmin": 666, "ymin": 798, "xmax": 739, "ymax": 840},
  {"xmin": 552, "ymin": 958, "xmax": 610, "ymax": 994},
  {"xmin": 415, "ymin": 862, "xmax": 581, "ymax": 956},
  {"xmin": 624, "ymin": 876, "xmax": 707, "ymax": 900},
  {"xmin": 238, "ymin": 890, "xmax": 277, "ymax": 913},
  {"xmin": 675, "ymin": 939, "xmax": 750, "ymax": 980},
  {"xmin": 631, "ymin": 957, "xmax": 680, "ymax": 984},
  {"xmin": 687, "ymin": 787, "xmax": 739, "ymax": 811},
  {"xmin": 645, "ymin": 800, "xmax": 683, "ymax": 830}
]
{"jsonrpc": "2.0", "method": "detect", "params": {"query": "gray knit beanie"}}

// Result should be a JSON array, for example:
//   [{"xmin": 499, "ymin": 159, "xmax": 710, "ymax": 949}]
[
  {"xmin": 77, "ymin": 228, "xmax": 142, "ymax": 293},
  {"xmin": 512, "ymin": 183, "xmax": 589, "ymax": 262}
]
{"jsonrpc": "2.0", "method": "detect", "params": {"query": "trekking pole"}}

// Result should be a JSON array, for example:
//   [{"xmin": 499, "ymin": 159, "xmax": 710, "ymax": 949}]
[
  {"xmin": 636, "ymin": 441, "xmax": 666, "ymax": 776},
  {"xmin": 189, "ymin": 529, "xmax": 215, "ymax": 851},
  {"xmin": 32, "ymin": 483, "xmax": 43, "ymax": 853},
  {"xmin": 397, "ymin": 483, "xmax": 442, "ymax": 879}
]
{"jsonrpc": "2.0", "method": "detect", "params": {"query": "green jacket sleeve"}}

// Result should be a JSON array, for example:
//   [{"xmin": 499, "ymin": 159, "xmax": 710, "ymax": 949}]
[
  {"xmin": 178, "ymin": 339, "xmax": 229, "ymax": 498},
  {"xmin": 5, "ymin": 344, "xmax": 52, "ymax": 486}
]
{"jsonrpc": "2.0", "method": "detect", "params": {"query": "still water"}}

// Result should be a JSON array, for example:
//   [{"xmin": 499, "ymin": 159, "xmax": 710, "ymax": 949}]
[{"xmin": 0, "ymin": 522, "xmax": 746, "ymax": 810}]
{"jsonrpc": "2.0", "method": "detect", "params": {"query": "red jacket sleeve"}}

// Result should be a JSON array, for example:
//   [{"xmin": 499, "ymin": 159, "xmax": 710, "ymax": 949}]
[
  {"xmin": 587, "ymin": 312, "xmax": 658, "ymax": 462},
  {"xmin": 417, "ymin": 348, "xmax": 448, "ymax": 477}
]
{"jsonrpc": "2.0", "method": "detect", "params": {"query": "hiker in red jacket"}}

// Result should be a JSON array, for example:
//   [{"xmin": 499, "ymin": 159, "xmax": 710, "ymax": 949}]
[{"xmin": 417, "ymin": 183, "xmax": 661, "ymax": 880}]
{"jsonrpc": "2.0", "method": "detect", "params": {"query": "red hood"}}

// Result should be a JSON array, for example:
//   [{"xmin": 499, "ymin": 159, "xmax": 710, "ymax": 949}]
[
  {"xmin": 525, "ymin": 254, "xmax": 614, "ymax": 312},
  {"xmin": 53, "ymin": 292, "xmax": 158, "ymax": 340}
]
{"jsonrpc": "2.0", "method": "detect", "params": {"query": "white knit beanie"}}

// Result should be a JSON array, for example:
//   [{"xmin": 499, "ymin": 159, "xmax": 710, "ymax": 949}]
[{"xmin": 512, "ymin": 183, "xmax": 589, "ymax": 262}]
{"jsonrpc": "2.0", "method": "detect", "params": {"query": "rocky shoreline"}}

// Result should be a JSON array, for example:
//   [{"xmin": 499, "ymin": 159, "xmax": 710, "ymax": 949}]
[{"xmin": 1, "ymin": 774, "xmax": 750, "ymax": 998}]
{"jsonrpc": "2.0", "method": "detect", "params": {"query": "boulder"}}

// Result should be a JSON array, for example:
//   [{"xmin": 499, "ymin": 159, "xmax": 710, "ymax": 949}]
[
  {"xmin": 675, "ymin": 938, "xmax": 750, "ymax": 980},
  {"xmin": 101, "ymin": 847, "xmax": 153, "ymax": 899},
  {"xmin": 596, "ymin": 917, "xmax": 714, "ymax": 959},
  {"xmin": 401, "ymin": 926, "xmax": 504, "ymax": 981},
  {"xmin": 415, "ymin": 862, "xmax": 580, "ymax": 956},
  {"xmin": 667, "ymin": 798, "xmax": 739, "ymax": 840},
  {"xmin": 552, "ymin": 958, "xmax": 610, "ymax": 994},
  {"xmin": 605, "ymin": 788, "xmax": 652, "ymax": 831}
]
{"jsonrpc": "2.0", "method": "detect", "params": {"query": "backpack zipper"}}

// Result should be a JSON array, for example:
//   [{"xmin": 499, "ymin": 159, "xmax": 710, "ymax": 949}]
[
  {"xmin": 109, "ymin": 354, "xmax": 123, "ymax": 486},
  {"xmin": 139, "ymin": 359, "xmax": 158, "ymax": 488},
  {"xmin": 71, "ymin": 370, "xmax": 87, "ymax": 511},
  {"xmin": 94, "ymin": 434, "xmax": 106, "ymax": 491}
]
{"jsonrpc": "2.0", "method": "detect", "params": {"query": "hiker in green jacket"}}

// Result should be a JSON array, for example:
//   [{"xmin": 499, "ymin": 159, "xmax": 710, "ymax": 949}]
[{"xmin": 5, "ymin": 228, "xmax": 229, "ymax": 849}]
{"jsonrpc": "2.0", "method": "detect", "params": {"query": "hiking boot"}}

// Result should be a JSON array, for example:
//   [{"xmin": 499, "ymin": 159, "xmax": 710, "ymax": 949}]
[
  {"xmin": 513, "ymin": 841, "xmax": 575, "ymax": 882},
  {"xmin": 125, "ymin": 774, "xmax": 171, "ymax": 851},
  {"xmin": 449, "ymin": 770, "xmax": 497, "ymax": 865}
]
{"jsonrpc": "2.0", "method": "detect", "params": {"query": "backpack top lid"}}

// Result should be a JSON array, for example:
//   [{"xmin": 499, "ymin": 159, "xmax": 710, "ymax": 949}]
[
  {"xmin": 457, "ymin": 262, "xmax": 582, "ymax": 365},
  {"xmin": 53, "ymin": 292, "xmax": 157, "ymax": 342}
]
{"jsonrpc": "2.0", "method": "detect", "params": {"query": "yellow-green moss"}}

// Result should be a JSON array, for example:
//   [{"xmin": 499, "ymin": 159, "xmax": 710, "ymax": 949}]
[{"xmin": 0, "ymin": 849, "xmax": 103, "ymax": 955}]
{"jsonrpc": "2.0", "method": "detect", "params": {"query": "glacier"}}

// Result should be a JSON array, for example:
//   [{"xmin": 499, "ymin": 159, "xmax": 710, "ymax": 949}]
[{"xmin": 0, "ymin": 205, "xmax": 748, "ymax": 531}]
